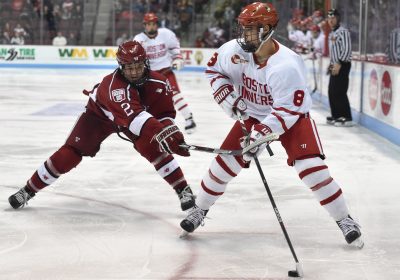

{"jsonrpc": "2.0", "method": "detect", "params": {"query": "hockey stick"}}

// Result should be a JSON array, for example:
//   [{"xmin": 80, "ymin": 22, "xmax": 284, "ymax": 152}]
[
  {"xmin": 180, "ymin": 143, "xmax": 243, "ymax": 155},
  {"xmin": 236, "ymin": 111, "xmax": 303, "ymax": 278},
  {"xmin": 311, "ymin": 55, "xmax": 318, "ymax": 95},
  {"xmin": 180, "ymin": 133, "xmax": 279, "ymax": 156}
]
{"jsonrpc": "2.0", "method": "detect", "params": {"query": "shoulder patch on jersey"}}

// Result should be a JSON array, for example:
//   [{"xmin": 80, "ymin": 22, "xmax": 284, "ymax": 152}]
[
  {"xmin": 231, "ymin": 54, "xmax": 248, "ymax": 64},
  {"xmin": 111, "ymin": 88, "xmax": 126, "ymax": 102}
]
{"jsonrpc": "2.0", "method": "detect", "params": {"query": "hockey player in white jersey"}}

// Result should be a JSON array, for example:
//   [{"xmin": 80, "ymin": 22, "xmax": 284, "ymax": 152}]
[
  {"xmin": 133, "ymin": 13, "xmax": 196, "ymax": 133},
  {"xmin": 180, "ymin": 2, "xmax": 363, "ymax": 247}
]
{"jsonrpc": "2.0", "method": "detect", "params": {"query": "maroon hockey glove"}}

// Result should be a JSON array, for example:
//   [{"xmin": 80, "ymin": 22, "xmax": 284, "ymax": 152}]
[
  {"xmin": 241, "ymin": 123, "xmax": 272, "ymax": 161},
  {"xmin": 153, "ymin": 124, "xmax": 190, "ymax": 157}
]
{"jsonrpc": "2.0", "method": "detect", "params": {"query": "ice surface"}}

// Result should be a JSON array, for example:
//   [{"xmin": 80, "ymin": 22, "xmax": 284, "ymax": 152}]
[{"xmin": 1, "ymin": 69, "xmax": 399, "ymax": 279}]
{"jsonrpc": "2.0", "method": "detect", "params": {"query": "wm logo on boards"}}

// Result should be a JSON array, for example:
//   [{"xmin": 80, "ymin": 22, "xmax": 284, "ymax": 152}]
[
  {"xmin": 58, "ymin": 48, "xmax": 88, "ymax": 60},
  {"xmin": 92, "ymin": 48, "xmax": 116, "ymax": 60}
]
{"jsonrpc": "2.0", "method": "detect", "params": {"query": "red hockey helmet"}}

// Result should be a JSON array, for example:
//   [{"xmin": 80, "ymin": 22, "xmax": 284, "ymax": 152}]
[
  {"xmin": 143, "ymin": 12, "xmax": 158, "ymax": 23},
  {"xmin": 310, "ymin": 25, "xmax": 320, "ymax": 32},
  {"xmin": 237, "ymin": 2, "xmax": 279, "ymax": 28},
  {"xmin": 116, "ymin": 40, "xmax": 147, "ymax": 66},
  {"xmin": 236, "ymin": 2, "xmax": 279, "ymax": 52}
]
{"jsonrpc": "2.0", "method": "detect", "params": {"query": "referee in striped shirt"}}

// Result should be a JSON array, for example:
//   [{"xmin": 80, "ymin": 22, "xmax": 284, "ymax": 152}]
[{"xmin": 327, "ymin": 9, "xmax": 353, "ymax": 126}]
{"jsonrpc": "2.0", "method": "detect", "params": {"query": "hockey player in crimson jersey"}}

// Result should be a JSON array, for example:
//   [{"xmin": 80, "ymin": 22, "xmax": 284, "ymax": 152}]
[
  {"xmin": 8, "ymin": 41, "xmax": 195, "ymax": 211},
  {"xmin": 133, "ymin": 12, "xmax": 197, "ymax": 134},
  {"xmin": 180, "ymin": 2, "xmax": 363, "ymax": 247}
]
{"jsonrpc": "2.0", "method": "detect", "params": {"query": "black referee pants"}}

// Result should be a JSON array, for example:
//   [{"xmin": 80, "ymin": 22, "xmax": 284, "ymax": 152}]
[{"xmin": 328, "ymin": 62, "xmax": 352, "ymax": 120}]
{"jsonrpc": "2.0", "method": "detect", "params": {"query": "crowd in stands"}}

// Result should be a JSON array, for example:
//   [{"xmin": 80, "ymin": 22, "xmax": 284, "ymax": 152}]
[
  {"xmin": 194, "ymin": 0, "xmax": 243, "ymax": 48},
  {"xmin": 108, "ymin": 0, "xmax": 209, "ymax": 46},
  {"xmin": 286, "ymin": 8, "xmax": 328, "ymax": 57},
  {"xmin": 0, "ymin": 0, "xmax": 83, "ymax": 45},
  {"xmin": 1, "ymin": 0, "xmax": 398, "ymax": 65}
]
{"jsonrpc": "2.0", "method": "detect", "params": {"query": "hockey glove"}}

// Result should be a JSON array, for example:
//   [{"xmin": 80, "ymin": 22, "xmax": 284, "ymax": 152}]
[
  {"xmin": 172, "ymin": 58, "xmax": 184, "ymax": 71},
  {"xmin": 242, "ymin": 123, "xmax": 272, "ymax": 161},
  {"xmin": 153, "ymin": 124, "xmax": 190, "ymax": 157},
  {"xmin": 213, "ymin": 84, "xmax": 248, "ymax": 120}
]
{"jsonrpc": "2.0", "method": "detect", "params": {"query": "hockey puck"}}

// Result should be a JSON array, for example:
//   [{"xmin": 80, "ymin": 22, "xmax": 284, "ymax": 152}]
[{"xmin": 288, "ymin": 270, "xmax": 300, "ymax": 277}]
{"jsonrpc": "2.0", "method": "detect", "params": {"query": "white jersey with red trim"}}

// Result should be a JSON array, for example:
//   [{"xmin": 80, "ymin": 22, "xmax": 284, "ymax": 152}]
[
  {"xmin": 206, "ymin": 39, "xmax": 312, "ymax": 136},
  {"xmin": 133, "ymin": 28, "xmax": 183, "ymax": 71}
]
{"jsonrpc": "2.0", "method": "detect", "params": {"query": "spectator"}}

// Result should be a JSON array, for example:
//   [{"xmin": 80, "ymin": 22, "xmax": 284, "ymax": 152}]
[
  {"xmin": 1, "ymin": 31, "xmax": 11, "ymax": 44},
  {"xmin": 194, "ymin": 36, "xmax": 205, "ymax": 48},
  {"xmin": 177, "ymin": 0, "xmax": 193, "ymax": 40},
  {"xmin": 10, "ymin": 31, "xmax": 25, "ymax": 45},
  {"xmin": 61, "ymin": 0, "xmax": 74, "ymax": 20},
  {"xmin": 159, "ymin": 13, "xmax": 170, "ymax": 28},
  {"xmin": 388, "ymin": 27, "xmax": 400, "ymax": 64},
  {"xmin": 67, "ymin": 32, "xmax": 77, "ymax": 45},
  {"xmin": 52, "ymin": 31, "xmax": 67, "ymax": 46},
  {"xmin": 13, "ymin": 24, "xmax": 27, "ymax": 38},
  {"xmin": 326, "ymin": 9, "xmax": 353, "ymax": 126},
  {"xmin": 116, "ymin": 32, "xmax": 128, "ymax": 46}
]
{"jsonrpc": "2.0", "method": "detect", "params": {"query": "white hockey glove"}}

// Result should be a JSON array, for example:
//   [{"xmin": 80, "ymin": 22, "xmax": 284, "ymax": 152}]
[
  {"xmin": 213, "ymin": 84, "xmax": 248, "ymax": 120},
  {"xmin": 172, "ymin": 58, "xmax": 184, "ymax": 71},
  {"xmin": 242, "ymin": 123, "xmax": 273, "ymax": 161}
]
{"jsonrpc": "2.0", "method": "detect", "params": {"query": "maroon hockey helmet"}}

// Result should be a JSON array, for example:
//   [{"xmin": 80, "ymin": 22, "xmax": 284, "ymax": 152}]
[
  {"xmin": 116, "ymin": 41, "xmax": 150, "ymax": 86},
  {"xmin": 143, "ymin": 12, "xmax": 158, "ymax": 23},
  {"xmin": 116, "ymin": 41, "xmax": 147, "ymax": 66}
]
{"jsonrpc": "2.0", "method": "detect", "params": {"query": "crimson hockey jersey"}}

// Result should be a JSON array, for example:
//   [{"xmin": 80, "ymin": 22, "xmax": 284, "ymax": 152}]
[{"xmin": 86, "ymin": 69, "xmax": 175, "ymax": 137}]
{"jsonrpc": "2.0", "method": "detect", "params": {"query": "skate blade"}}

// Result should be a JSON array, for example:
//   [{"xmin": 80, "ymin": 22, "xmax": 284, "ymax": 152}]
[
  {"xmin": 179, "ymin": 230, "xmax": 190, "ymax": 239},
  {"xmin": 185, "ymin": 127, "xmax": 196, "ymax": 134},
  {"xmin": 352, "ymin": 237, "xmax": 364, "ymax": 249},
  {"xmin": 334, "ymin": 122, "xmax": 354, "ymax": 127}
]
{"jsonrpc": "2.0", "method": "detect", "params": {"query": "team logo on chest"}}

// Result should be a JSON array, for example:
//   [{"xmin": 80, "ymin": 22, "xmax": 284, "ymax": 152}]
[{"xmin": 111, "ymin": 88, "xmax": 126, "ymax": 102}]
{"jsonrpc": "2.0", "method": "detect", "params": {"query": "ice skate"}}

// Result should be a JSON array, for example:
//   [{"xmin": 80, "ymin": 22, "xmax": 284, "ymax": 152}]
[
  {"xmin": 184, "ymin": 113, "xmax": 197, "ymax": 134},
  {"xmin": 8, "ymin": 186, "xmax": 36, "ymax": 209},
  {"xmin": 334, "ymin": 117, "xmax": 354, "ymax": 127},
  {"xmin": 337, "ymin": 215, "xmax": 364, "ymax": 248},
  {"xmin": 180, "ymin": 205, "xmax": 208, "ymax": 237},
  {"xmin": 326, "ymin": 116, "xmax": 335, "ymax": 125},
  {"xmin": 176, "ymin": 185, "xmax": 195, "ymax": 211}
]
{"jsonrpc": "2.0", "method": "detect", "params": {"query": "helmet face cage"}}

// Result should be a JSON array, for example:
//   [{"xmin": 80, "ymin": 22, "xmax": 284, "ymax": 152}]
[
  {"xmin": 121, "ymin": 59, "xmax": 150, "ymax": 87},
  {"xmin": 236, "ymin": 23, "xmax": 267, "ymax": 53}
]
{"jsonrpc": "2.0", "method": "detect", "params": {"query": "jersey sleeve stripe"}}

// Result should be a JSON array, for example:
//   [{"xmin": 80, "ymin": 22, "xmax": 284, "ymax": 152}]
[
  {"xmin": 129, "ymin": 111, "xmax": 153, "ymax": 136},
  {"xmin": 271, "ymin": 112, "xmax": 289, "ymax": 132},
  {"xmin": 148, "ymin": 78, "xmax": 167, "ymax": 85},
  {"xmin": 210, "ymin": 75, "xmax": 229, "ymax": 87},
  {"xmin": 205, "ymin": 70, "xmax": 229, "ymax": 78},
  {"xmin": 273, "ymin": 106, "xmax": 304, "ymax": 116}
]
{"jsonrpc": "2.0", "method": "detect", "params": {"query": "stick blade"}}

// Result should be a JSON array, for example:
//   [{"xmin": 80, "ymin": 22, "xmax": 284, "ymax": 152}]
[
  {"xmin": 288, "ymin": 263, "xmax": 303, "ymax": 278},
  {"xmin": 179, "ymin": 230, "xmax": 190, "ymax": 239}
]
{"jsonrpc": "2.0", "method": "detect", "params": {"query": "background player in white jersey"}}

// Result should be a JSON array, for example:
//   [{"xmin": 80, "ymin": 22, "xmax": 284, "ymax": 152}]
[
  {"xmin": 180, "ymin": 2, "xmax": 363, "ymax": 247},
  {"xmin": 133, "ymin": 13, "xmax": 197, "ymax": 134}
]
